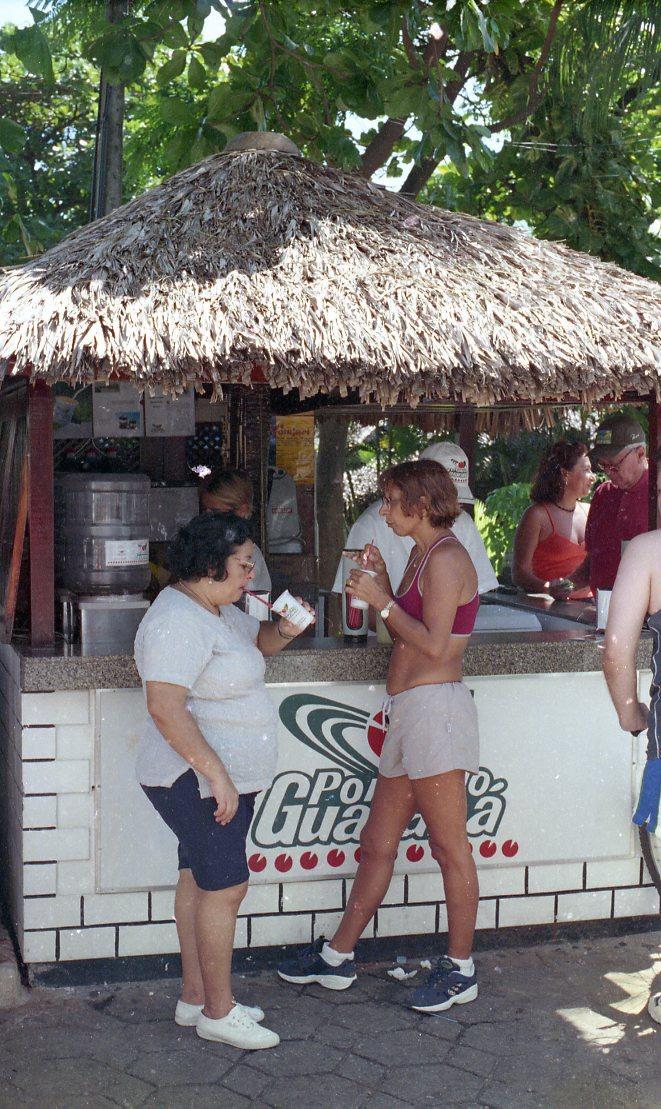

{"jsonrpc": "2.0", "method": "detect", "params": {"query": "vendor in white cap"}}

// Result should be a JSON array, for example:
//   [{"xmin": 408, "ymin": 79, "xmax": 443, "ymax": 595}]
[{"xmin": 332, "ymin": 442, "xmax": 498, "ymax": 598}]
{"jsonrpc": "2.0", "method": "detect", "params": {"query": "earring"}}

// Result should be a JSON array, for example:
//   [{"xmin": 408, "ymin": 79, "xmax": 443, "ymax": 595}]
[{"xmin": 208, "ymin": 578, "xmax": 214, "ymax": 585}]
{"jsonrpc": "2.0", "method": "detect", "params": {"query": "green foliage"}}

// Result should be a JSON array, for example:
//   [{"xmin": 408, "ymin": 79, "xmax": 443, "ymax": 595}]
[
  {"xmin": 0, "ymin": 0, "xmax": 658, "ymax": 281},
  {"xmin": 474, "ymin": 483, "xmax": 532, "ymax": 575}
]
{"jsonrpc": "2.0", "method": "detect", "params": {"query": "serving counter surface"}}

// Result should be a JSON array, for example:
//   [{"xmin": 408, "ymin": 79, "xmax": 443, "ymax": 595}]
[{"xmin": 8, "ymin": 629, "xmax": 652, "ymax": 692}]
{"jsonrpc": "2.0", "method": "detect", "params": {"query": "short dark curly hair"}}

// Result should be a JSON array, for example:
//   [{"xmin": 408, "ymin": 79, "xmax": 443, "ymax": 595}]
[{"xmin": 167, "ymin": 512, "xmax": 253, "ymax": 583}]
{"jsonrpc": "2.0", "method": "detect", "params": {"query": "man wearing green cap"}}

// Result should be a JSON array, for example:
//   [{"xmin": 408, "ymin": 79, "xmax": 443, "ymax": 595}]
[{"xmin": 582, "ymin": 414, "xmax": 649, "ymax": 593}]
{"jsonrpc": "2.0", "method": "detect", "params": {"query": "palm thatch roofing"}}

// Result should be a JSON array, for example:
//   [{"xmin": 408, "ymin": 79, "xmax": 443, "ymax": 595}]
[{"xmin": 0, "ymin": 132, "xmax": 659, "ymax": 407}]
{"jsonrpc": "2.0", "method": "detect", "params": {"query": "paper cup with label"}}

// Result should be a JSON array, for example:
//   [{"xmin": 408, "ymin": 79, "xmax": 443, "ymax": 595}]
[
  {"xmin": 271, "ymin": 590, "xmax": 314, "ymax": 629},
  {"xmin": 596, "ymin": 589, "xmax": 612, "ymax": 631},
  {"xmin": 347, "ymin": 568, "xmax": 377, "ymax": 611}
]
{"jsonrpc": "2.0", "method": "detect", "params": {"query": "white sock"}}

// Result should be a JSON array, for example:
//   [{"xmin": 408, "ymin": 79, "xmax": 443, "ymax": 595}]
[
  {"xmin": 448, "ymin": 955, "xmax": 474, "ymax": 976},
  {"xmin": 322, "ymin": 940, "xmax": 354, "ymax": 965}
]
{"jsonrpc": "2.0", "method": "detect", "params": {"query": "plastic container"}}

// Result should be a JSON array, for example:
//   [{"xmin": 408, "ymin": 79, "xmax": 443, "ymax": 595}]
[{"xmin": 271, "ymin": 590, "xmax": 315, "ymax": 629}]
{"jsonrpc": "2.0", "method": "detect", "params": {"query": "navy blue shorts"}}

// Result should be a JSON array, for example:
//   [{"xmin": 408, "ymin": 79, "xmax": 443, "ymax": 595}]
[{"xmin": 142, "ymin": 769, "xmax": 256, "ymax": 891}]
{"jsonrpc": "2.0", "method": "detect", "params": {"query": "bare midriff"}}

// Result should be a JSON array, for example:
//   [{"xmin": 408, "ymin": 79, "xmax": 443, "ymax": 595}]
[{"xmin": 386, "ymin": 633, "xmax": 467, "ymax": 695}]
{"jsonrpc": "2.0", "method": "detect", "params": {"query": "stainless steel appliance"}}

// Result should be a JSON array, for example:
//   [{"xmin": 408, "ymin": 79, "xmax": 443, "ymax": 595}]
[
  {"xmin": 55, "ymin": 472, "xmax": 151, "ymax": 595},
  {"xmin": 54, "ymin": 472, "xmax": 151, "ymax": 654}
]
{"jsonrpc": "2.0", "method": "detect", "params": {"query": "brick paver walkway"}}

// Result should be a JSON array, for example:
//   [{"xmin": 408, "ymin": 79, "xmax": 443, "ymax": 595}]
[{"xmin": 0, "ymin": 932, "xmax": 659, "ymax": 1107}]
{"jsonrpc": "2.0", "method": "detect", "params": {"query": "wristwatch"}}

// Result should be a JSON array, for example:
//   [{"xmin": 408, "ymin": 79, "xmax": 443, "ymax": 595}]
[{"xmin": 380, "ymin": 599, "xmax": 396, "ymax": 620}]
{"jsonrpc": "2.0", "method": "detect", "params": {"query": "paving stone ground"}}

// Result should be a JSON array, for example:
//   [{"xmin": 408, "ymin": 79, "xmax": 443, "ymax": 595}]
[{"xmin": 0, "ymin": 931, "xmax": 658, "ymax": 1108}]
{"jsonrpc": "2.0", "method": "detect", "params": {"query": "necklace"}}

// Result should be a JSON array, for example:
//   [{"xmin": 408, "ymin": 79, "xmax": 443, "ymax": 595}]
[
  {"xmin": 553, "ymin": 502, "xmax": 576, "ymax": 514},
  {"xmin": 175, "ymin": 581, "xmax": 220, "ymax": 617}
]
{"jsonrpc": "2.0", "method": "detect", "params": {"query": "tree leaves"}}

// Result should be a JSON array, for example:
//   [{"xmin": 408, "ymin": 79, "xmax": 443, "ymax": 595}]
[
  {"xmin": 5, "ymin": 23, "xmax": 54, "ymax": 83},
  {"xmin": 0, "ymin": 118, "xmax": 26, "ymax": 155}
]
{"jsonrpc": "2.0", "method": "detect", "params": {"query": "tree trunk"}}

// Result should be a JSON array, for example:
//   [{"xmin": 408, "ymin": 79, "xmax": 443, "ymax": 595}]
[
  {"xmin": 90, "ymin": 0, "xmax": 128, "ymax": 219},
  {"xmin": 316, "ymin": 418, "xmax": 348, "ymax": 634}
]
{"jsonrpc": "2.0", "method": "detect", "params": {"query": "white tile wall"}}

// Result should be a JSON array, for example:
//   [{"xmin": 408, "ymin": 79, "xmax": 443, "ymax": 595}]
[
  {"xmin": 57, "ymin": 859, "xmax": 95, "ymax": 896},
  {"xmin": 23, "ymin": 864, "xmax": 57, "ymax": 897},
  {"xmin": 475, "ymin": 867, "xmax": 526, "ymax": 897},
  {"xmin": 22, "ymin": 727, "xmax": 56, "ymax": 760},
  {"xmin": 312, "ymin": 912, "xmax": 373, "ymax": 942},
  {"xmin": 24, "ymin": 896, "xmax": 81, "ymax": 930},
  {"xmin": 499, "ymin": 896, "xmax": 555, "ymax": 928},
  {"xmin": 613, "ymin": 886, "xmax": 660, "ymax": 918},
  {"xmin": 282, "ymin": 879, "xmax": 342, "ymax": 913},
  {"xmin": 586, "ymin": 858, "xmax": 642, "ymax": 889},
  {"xmin": 59, "ymin": 927, "xmax": 116, "ymax": 960},
  {"xmin": 407, "ymin": 873, "xmax": 445, "ymax": 904},
  {"xmin": 24, "ymin": 827, "xmax": 89, "ymax": 863},
  {"xmin": 557, "ymin": 890, "xmax": 612, "ymax": 923},
  {"xmin": 377, "ymin": 904, "xmax": 437, "ymax": 938},
  {"xmin": 118, "ymin": 922, "xmax": 179, "ymax": 957},
  {"xmin": 83, "ymin": 893, "xmax": 149, "ymax": 926},
  {"xmin": 346, "ymin": 875, "xmax": 406, "ymax": 906},
  {"xmin": 240, "ymin": 883, "xmax": 279, "ymax": 916},
  {"xmin": 21, "ymin": 691, "xmax": 90, "ymax": 727},
  {"xmin": 23, "ymin": 760, "xmax": 89, "ymax": 795},
  {"xmin": 57, "ymin": 794, "xmax": 92, "ymax": 829},
  {"xmin": 250, "ymin": 913, "xmax": 312, "ymax": 948},
  {"xmin": 528, "ymin": 862, "xmax": 583, "ymax": 894},
  {"xmin": 56, "ymin": 724, "xmax": 94, "ymax": 760},
  {"xmin": 475, "ymin": 900, "xmax": 497, "ymax": 929},
  {"xmin": 22, "ymin": 796, "xmax": 57, "ymax": 829},
  {"xmin": 151, "ymin": 889, "xmax": 175, "ymax": 921},
  {"xmin": 22, "ymin": 931, "xmax": 57, "ymax": 962}
]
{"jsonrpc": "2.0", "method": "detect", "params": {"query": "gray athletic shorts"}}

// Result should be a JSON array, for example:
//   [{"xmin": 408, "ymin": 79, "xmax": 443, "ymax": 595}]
[{"xmin": 379, "ymin": 682, "xmax": 479, "ymax": 780}]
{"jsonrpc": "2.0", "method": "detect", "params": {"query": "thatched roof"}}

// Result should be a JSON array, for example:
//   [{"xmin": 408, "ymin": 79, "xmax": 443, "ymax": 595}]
[{"xmin": 0, "ymin": 132, "xmax": 659, "ymax": 405}]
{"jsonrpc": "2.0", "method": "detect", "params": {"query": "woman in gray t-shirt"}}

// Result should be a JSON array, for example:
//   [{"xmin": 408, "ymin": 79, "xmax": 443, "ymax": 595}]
[{"xmin": 135, "ymin": 511, "xmax": 312, "ymax": 1051}]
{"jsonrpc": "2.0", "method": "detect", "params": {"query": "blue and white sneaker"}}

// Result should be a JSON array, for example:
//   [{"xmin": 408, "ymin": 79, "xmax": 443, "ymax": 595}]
[
  {"xmin": 410, "ymin": 956, "xmax": 478, "ymax": 1012},
  {"xmin": 277, "ymin": 937, "xmax": 357, "ymax": 990}
]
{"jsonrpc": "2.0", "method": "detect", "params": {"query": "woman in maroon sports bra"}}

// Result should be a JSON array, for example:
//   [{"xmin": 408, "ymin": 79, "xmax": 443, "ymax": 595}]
[{"xmin": 307, "ymin": 460, "xmax": 481, "ymax": 1010}]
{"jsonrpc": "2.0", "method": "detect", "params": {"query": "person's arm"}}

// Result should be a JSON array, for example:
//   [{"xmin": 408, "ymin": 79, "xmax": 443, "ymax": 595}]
[
  {"xmin": 146, "ymin": 682, "xmax": 239, "ymax": 824},
  {"xmin": 257, "ymin": 600, "xmax": 316, "ymax": 656},
  {"xmin": 602, "ymin": 537, "xmax": 651, "ymax": 733},
  {"xmin": 346, "ymin": 545, "xmax": 465, "ymax": 660}
]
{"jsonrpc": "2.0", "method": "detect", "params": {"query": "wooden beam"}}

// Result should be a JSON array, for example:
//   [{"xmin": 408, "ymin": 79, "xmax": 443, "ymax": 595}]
[
  {"xmin": 648, "ymin": 394, "xmax": 660, "ymax": 531},
  {"xmin": 28, "ymin": 382, "xmax": 55, "ymax": 647}
]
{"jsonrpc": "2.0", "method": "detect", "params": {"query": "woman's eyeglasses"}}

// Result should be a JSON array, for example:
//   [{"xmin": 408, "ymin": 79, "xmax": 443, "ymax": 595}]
[{"xmin": 233, "ymin": 557, "xmax": 256, "ymax": 573}]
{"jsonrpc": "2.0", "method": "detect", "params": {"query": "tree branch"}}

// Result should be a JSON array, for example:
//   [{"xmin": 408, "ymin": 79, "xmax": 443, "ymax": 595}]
[
  {"xmin": 398, "ymin": 53, "xmax": 473, "ymax": 198},
  {"xmin": 489, "ymin": 0, "xmax": 564, "ymax": 134},
  {"xmin": 358, "ymin": 20, "xmax": 449, "ymax": 179}
]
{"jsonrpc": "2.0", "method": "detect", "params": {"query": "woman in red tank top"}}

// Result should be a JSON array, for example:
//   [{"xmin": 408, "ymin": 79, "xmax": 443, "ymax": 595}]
[
  {"xmin": 513, "ymin": 440, "xmax": 594, "ymax": 600},
  {"xmin": 289, "ymin": 460, "xmax": 482, "ymax": 1013}
]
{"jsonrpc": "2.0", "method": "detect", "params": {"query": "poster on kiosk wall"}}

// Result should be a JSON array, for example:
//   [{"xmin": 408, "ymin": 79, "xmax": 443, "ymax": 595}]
[{"xmin": 97, "ymin": 671, "xmax": 637, "ymax": 894}]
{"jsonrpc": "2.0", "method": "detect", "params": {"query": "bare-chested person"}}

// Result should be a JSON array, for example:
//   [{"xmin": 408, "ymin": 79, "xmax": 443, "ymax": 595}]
[{"xmin": 277, "ymin": 460, "xmax": 481, "ymax": 1012}]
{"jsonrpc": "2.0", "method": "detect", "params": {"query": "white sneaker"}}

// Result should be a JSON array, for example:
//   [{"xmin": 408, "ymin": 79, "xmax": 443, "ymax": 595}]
[
  {"xmin": 175, "ymin": 999, "xmax": 265, "ymax": 1026},
  {"xmin": 196, "ymin": 1005, "xmax": 279, "ymax": 1050}
]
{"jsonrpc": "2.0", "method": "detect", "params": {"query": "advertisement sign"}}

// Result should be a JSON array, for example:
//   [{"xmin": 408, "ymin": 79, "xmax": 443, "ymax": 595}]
[
  {"xmin": 92, "ymin": 382, "xmax": 143, "ymax": 437},
  {"xmin": 275, "ymin": 414, "xmax": 315, "ymax": 485},
  {"xmin": 53, "ymin": 383, "xmax": 93, "ymax": 439},
  {"xmin": 247, "ymin": 673, "xmax": 635, "ymax": 882},
  {"xmin": 144, "ymin": 388, "xmax": 195, "ymax": 437},
  {"xmin": 97, "ymin": 673, "xmax": 636, "ymax": 893}
]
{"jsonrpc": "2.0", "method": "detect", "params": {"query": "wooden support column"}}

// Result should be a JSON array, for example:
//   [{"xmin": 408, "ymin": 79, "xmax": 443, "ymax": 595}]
[
  {"xmin": 457, "ymin": 406, "xmax": 477, "ymax": 514},
  {"xmin": 28, "ymin": 382, "xmax": 55, "ymax": 647},
  {"xmin": 648, "ymin": 393, "xmax": 660, "ymax": 531}
]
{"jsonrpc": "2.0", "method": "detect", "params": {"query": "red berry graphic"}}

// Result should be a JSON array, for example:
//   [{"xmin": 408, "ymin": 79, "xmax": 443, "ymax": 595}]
[
  {"xmin": 300, "ymin": 851, "xmax": 318, "ymax": 870},
  {"xmin": 406, "ymin": 844, "xmax": 424, "ymax": 862},
  {"xmin": 354, "ymin": 847, "xmax": 362, "ymax": 862},
  {"xmin": 479, "ymin": 840, "xmax": 497, "ymax": 858},
  {"xmin": 275, "ymin": 853, "xmax": 293, "ymax": 873},
  {"xmin": 248, "ymin": 853, "xmax": 267, "ymax": 872},
  {"xmin": 502, "ymin": 840, "xmax": 519, "ymax": 858},
  {"xmin": 327, "ymin": 849, "xmax": 345, "ymax": 868},
  {"xmin": 367, "ymin": 711, "xmax": 387, "ymax": 757}
]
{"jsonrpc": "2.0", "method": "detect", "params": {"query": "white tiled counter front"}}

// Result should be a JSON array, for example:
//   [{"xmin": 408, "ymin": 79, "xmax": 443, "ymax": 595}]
[{"xmin": 0, "ymin": 641, "xmax": 659, "ymax": 969}]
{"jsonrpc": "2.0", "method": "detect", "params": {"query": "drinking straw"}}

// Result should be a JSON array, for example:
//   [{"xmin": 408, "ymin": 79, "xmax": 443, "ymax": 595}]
[{"xmin": 245, "ymin": 590, "xmax": 273, "ymax": 610}]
